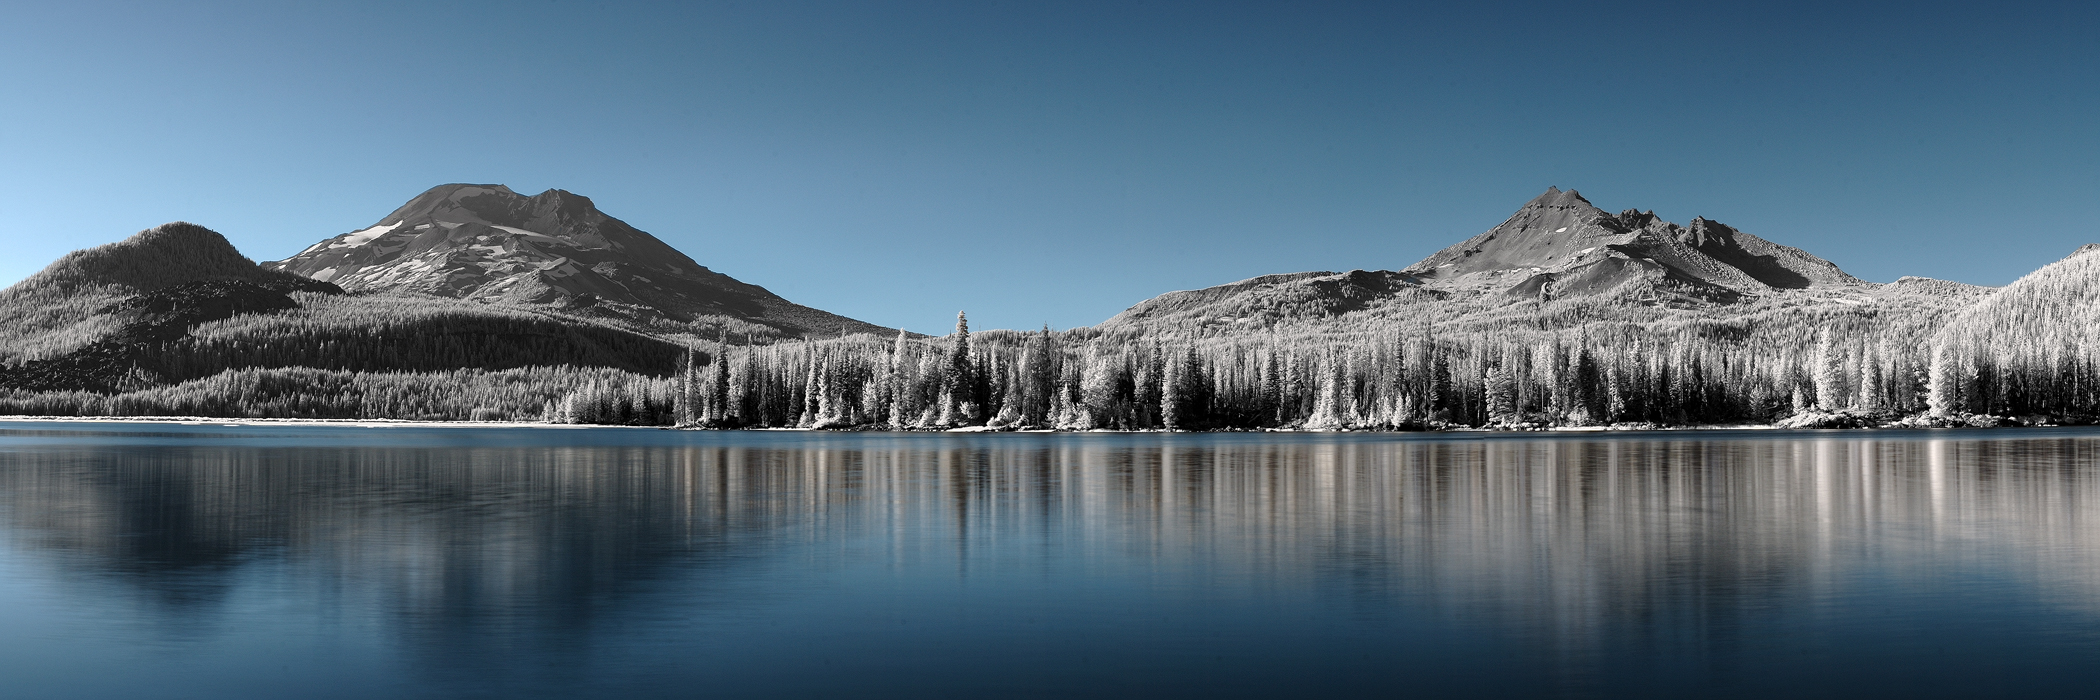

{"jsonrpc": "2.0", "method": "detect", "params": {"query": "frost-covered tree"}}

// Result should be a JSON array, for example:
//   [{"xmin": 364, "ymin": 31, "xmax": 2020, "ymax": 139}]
[
  {"xmin": 1484, "ymin": 361, "xmax": 1517, "ymax": 426},
  {"xmin": 1811, "ymin": 327, "xmax": 1844, "ymax": 411},
  {"xmin": 1927, "ymin": 342, "xmax": 1958, "ymax": 417},
  {"xmin": 936, "ymin": 311, "xmax": 975, "ymax": 426}
]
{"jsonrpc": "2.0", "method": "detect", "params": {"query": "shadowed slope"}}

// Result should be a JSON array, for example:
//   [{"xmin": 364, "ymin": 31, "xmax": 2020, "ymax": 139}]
[{"xmin": 0, "ymin": 223, "xmax": 337, "ymax": 364}]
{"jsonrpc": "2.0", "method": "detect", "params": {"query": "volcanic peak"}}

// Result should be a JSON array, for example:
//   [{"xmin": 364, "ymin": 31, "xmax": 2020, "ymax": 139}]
[
  {"xmin": 265, "ymin": 184, "xmax": 891, "ymax": 338},
  {"xmin": 1404, "ymin": 188, "xmax": 1860, "ymax": 302}
]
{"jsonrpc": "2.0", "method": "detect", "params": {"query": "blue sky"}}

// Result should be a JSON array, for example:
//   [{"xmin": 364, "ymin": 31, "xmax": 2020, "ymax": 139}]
[{"xmin": 2, "ymin": 1, "xmax": 2094, "ymax": 333}]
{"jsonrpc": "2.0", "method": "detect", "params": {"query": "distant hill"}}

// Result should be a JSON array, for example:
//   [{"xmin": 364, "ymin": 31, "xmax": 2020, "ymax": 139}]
[
  {"xmin": 1100, "ymin": 270, "xmax": 1441, "ymax": 329},
  {"xmin": 1926, "ymin": 244, "xmax": 2100, "ymax": 417},
  {"xmin": 1874, "ymin": 275, "xmax": 1996, "ymax": 300},
  {"xmin": 0, "ymin": 222, "xmax": 336, "ymax": 365},
  {"xmin": 0, "ymin": 222, "xmax": 688, "ymax": 394},
  {"xmin": 15, "ymin": 221, "xmax": 319, "ymax": 293},
  {"xmin": 264, "ymin": 184, "xmax": 892, "ymax": 339},
  {"xmin": 1937, "ymin": 244, "xmax": 2100, "ymax": 340}
]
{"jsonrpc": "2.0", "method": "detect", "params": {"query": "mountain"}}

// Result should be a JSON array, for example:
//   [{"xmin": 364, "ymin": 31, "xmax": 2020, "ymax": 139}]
[
  {"xmin": 1406, "ymin": 187, "xmax": 1860, "ymax": 302},
  {"xmin": 0, "ymin": 183, "xmax": 903, "ymax": 418},
  {"xmin": 264, "ymin": 184, "xmax": 890, "ymax": 339},
  {"xmin": 1104, "ymin": 188, "xmax": 1876, "ymax": 329},
  {"xmin": 0, "ymin": 222, "xmax": 338, "ymax": 365},
  {"xmin": 10, "ymin": 186, "xmax": 2081, "ymax": 430},
  {"xmin": 0, "ymin": 222, "xmax": 689, "ymax": 394}
]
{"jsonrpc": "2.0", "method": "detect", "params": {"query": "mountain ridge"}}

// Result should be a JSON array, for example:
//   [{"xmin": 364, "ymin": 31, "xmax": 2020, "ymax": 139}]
[
  {"xmin": 1403, "ymin": 187, "xmax": 1861, "ymax": 302},
  {"xmin": 1102, "ymin": 188, "xmax": 1888, "ymax": 329}
]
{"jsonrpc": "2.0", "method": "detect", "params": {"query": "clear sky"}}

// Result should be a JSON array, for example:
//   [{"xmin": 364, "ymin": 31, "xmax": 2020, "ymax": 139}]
[{"xmin": 2, "ymin": 1, "xmax": 2094, "ymax": 334}]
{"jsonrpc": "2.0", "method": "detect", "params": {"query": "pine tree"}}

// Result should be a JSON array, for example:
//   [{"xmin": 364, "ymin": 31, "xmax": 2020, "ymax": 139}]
[
  {"xmin": 1811, "ymin": 327, "xmax": 1843, "ymax": 411},
  {"xmin": 707, "ymin": 345, "xmax": 731, "ymax": 426},
  {"xmin": 1858, "ymin": 340, "xmax": 1886, "ymax": 413},
  {"xmin": 1485, "ymin": 361, "xmax": 1517, "ymax": 426},
  {"xmin": 678, "ymin": 345, "xmax": 695, "ymax": 426},
  {"xmin": 1927, "ymin": 341, "xmax": 1958, "ymax": 417},
  {"xmin": 886, "ymin": 330, "xmax": 912, "ymax": 430},
  {"xmin": 1160, "ymin": 347, "xmax": 1183, "ymax": 430},
  {"xmin": 937, "ymin": 311, "xmax": 974, "ymax": 426}
]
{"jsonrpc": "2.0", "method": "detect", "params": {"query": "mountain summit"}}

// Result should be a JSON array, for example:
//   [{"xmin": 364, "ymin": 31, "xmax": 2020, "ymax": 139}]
[
  {"xmin": 1405, "ymin": 187, "xmax": 1859, "ymax": 302},
  {"xmin": 265, "ymin": 184, "xmax": 889, "ymax": 338}
]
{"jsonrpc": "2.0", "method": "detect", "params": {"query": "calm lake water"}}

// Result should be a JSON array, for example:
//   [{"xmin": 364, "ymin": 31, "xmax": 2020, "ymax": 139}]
[{"xmin": 2, "ymin": 423, "xmax": 2098, "ymax": 699}]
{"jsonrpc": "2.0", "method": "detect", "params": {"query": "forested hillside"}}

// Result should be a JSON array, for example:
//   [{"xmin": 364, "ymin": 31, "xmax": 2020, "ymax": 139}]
[
  {"xmin": 1923, "ymin": 244, "xmax": 2100, "ymax": 419},
  {"xmin": 0, "ymin": 222, "xmax": 698, "ymax": 410},
  {"xmin": 3, "ymin": 191, "xmax": 2092, "ymax": 430},
  {"xmin": 0, "ymin": 222, "xmax": 333, "ymax": 364},
  {"xmin": 639, "ymin": 193, "xmax": 2087, "ymax": 431},
  {"xmin": 654, "ymin": 285, "xmax": 2007, "ymax": 431}
]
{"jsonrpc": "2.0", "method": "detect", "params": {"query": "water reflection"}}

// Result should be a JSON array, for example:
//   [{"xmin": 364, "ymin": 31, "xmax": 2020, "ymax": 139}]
[{"xmin": 3, "ymin": 427, "xmax": 2099, "ymax": 697}]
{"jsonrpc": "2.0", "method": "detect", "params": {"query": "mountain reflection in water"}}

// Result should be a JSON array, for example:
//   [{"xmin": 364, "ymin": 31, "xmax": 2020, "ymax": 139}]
[{"xmin": 2, "ymin": 425, "xmax": 2099, "ymax": 699}]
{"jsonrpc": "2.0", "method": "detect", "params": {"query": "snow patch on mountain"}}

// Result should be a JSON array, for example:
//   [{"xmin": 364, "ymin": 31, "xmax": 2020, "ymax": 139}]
[{"xmin": 340, "ymin": 221, "xmax": 403, "ymax": 247}]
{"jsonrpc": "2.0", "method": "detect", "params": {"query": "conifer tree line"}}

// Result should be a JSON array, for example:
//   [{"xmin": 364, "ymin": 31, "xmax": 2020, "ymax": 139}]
[
  {"xmin": 6, "ymin": 302, "xmax": 2090, "ymax": 428},
  {"xmin": 636, "ymin": 303, "xmax": 2100, "ymax": 430},
  {"xmin": 1921, "ymin": 246, "xmax": 2100, "ymax": 421},
  {"xmin": 0, "ymin": 365, "xmax": 675, "ymax": 422},
  {"xmin": 7, "ymin": 246, "xmax": 2097, "ymax": 428}
]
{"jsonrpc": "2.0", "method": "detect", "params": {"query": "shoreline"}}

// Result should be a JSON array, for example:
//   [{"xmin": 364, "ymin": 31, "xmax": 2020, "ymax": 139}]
[
  {"xmin": 0, "ymin": 415, "xmax": 634, "ymax": 429},
  {"xmin": 0, "ymin": 414, "xmax": 2056, "ymax": 434}
]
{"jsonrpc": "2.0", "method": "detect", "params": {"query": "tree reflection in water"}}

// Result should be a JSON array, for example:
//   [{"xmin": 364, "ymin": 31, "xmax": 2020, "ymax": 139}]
[{"xmin": 3, "ymin": 426, "xmax": 2099, "ymax": 698}]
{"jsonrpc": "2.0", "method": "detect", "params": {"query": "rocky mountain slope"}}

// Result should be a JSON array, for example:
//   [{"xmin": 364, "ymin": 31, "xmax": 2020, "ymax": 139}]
[
  {"xmin": 1405, "ymin": 187, "xmax": 1860, "ymax": 301},
  {"xmin": 265, "ymin": 184, "xmax": 890, "ymax": 338},
  {"xmin": 1103, "ymin": 188, "xmax": 1946, "ymax": 330}
]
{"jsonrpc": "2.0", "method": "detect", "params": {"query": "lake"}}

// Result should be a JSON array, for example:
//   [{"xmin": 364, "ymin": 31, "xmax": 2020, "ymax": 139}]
[{"xmin": 2, "ymin": 422, "xmax": 2097, "ymax": 699}]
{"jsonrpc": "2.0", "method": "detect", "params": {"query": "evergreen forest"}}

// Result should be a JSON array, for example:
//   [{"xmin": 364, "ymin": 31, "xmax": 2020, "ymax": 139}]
[{"xmin": 4, "ymin": 223, "xmax": 2096, "ymax": 432}]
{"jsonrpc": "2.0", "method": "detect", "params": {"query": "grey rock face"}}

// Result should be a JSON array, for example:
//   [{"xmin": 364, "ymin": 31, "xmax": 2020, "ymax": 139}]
[{"xmin": 265, "ymin": 184, "xmax": 890, "ymax": 337}]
